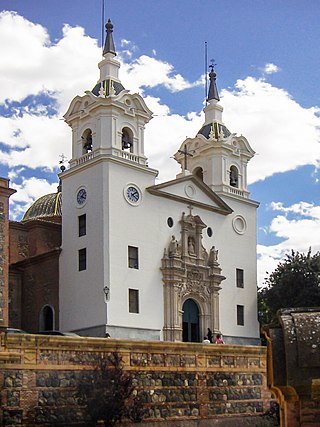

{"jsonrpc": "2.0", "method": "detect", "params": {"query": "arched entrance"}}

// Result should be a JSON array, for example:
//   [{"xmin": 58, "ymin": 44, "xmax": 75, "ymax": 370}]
[
  {"xmin": 39, "ymin": 305, "xmax": 54, "ymax": 331},
  {"xmin": 182, "ymin": 299, "xmax": 200, "ymax": 342}
]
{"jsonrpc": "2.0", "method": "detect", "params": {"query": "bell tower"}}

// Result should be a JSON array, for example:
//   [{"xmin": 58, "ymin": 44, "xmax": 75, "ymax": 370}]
[
  {"xmin": 64, "ymin": 19, "xmax": 154, "ymax": 170},
  {"xmin": 174, "ymin": 64, "xmax": 255, "ymax": 200},
  {"xmin": 59, "ymin": 20, "xmax": 158, "ymax": 335}
]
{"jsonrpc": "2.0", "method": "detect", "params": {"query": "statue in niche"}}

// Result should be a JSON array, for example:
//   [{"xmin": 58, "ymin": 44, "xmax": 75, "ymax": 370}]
[
  {"xmin": 208, "ymin": 245, "xmax": 219, "ymax": 265},
  {"xmin": 169, "ymin": 235, "xmax": 178, "ymax": 256},
  {"xmin": 188, "ymin": 237, "xmax": 195, "ymax": 254}
]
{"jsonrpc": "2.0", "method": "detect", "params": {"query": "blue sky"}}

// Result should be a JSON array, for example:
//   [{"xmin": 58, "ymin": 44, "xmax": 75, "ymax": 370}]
[{"xmin": 0, "ymin": 0, "xmax": 319, "ymax": 286}]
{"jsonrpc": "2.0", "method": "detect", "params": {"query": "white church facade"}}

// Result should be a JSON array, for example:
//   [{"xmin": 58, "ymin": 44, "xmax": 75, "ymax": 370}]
[{"xmin": 58, "ymin": 20, "xmax": 260, "ymax": 344}]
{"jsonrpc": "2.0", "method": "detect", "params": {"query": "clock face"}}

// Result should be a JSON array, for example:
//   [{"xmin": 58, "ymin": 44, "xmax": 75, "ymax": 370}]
[
  {"xmin": 77, "ymin": 188, "xmax": 87, "ymax": 205},
  {"xmin": 126, "ymin": 186, "xmax": 140, "ymax": 203}
]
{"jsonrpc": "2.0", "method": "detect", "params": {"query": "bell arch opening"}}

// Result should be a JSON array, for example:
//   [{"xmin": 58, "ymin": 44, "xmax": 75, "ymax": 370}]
[
  {"xmin": 122, "ymin": 127, "xmax": 134, "ymax": 152},
  {"xmin": 193, "ymin": 167, "xmax": 204, "ymax": 182},
  {"xmin": 229, "ymin": 165, "xmax": 239, "ymax": 187},
  {"xmin": 82, "ymin": 128, "xmax": 93, "ymax": 154}
]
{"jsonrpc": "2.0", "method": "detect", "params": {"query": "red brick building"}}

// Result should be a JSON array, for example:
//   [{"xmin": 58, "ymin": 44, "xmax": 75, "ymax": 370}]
[{"xmin": 8, "ymin": 190, "xmax": 61, "ymax": 332}]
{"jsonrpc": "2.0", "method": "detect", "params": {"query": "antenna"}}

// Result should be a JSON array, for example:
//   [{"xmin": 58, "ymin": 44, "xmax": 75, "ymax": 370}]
[
  {"xmin": 205, "ymin": 41, "xmax": 208, "ymax": 105},
  {"xmin": 101, "ymin": 0, "xmax": 105, "ymax": 54}
]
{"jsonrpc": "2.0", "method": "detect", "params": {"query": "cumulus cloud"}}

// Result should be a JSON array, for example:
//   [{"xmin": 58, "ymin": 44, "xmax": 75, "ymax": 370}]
[
  {"xmin": 257, "ymin": 201, "xmax": 320, "ymax": 287},
  {"xmin": 0, "ymin": 11, "xmax": 100, "ymax": 111},
  {"xmin": 221, "ymin": 77, "xmax": 320, "ymax": 183},
  {"xmin": 120, "ymin": 55, "xmax": 201, "ymax": 94},
  {"xmin": 0, "ymin": 113, "xmax": 70, "ymax": 169}
]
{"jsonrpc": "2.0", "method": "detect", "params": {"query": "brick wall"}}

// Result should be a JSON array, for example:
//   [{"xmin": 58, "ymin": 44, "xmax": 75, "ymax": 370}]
[
  {"xmin": 0, "ymin": 334, "xmax": 276, "ymax": 426},
  {"xmin": 0, "ymin": 178, "xmax": 16, "ymax": 329}
]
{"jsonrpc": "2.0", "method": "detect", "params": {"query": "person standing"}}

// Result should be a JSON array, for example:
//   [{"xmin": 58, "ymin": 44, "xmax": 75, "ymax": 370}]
[{"xmin": 214, "ymin": 333, "xmax": 224, "ymax": 344}]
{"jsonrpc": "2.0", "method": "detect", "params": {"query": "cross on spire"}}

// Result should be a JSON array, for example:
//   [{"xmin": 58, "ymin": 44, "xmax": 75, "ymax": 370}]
[
  {"xmin": 187, "ymin": 204, "xmax": 194, "ymax": 216},
  {"xmin": 178, "ymin": 144, "xmax": 194, "ymax": 171},
  {"xmin": 209, "ymin": 58, "xmax": 216, "ymax": 72}
]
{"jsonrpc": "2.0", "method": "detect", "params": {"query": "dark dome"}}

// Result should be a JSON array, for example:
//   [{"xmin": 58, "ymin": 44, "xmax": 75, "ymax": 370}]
[
  {"xmin": 22, "ymin": 192, "xmax": 62, "ymax": 222},
  {"xmin": 198, "ymin": 122, "xmax": 231, "ymax": 140},
  {"xmin": 92, "ymin": 79, "xmax": 125, "ymax": 97}
]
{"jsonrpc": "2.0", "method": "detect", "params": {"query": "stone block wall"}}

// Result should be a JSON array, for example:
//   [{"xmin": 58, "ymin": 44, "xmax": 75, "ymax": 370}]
[
  {"xmin": 0, "ymin": 334, "xmax": 274, "ymax": 426},
  {"xmin": 265, "ymin": 308, "xmax": 320, "ymax": 427}
]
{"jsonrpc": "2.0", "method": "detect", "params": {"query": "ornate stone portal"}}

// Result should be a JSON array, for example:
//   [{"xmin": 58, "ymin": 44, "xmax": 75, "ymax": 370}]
[{"xmin": 161, "ymin": 210, "xmax": 225, "ymax": 342}]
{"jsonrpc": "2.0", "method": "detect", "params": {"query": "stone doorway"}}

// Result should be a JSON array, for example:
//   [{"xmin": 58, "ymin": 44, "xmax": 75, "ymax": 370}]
[{"xmin": 182, "ymin": 298, "xmax": 200, "ymax": 342}]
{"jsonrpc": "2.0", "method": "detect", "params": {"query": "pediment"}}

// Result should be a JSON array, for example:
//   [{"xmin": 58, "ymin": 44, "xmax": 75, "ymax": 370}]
[
  {"xmin": 117, "ymin": 92, "xmax": 153, "ymax": 117},
  {"xmin": 147, "ymin": 175, "xmax": 232, "ymax": 215}
]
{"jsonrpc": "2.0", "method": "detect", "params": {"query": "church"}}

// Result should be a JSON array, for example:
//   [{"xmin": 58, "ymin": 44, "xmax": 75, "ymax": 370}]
[{"xmin": 2, "ymin": 20, "xmax": 260, "ymax": 345}]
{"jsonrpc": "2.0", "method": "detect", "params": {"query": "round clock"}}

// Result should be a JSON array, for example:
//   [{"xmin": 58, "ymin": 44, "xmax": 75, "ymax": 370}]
[
  {"xmin": 125, "ymin": 185, "xmax": 141, "ymax": 205},
  {"xmin": 76, "ymin": 188, "xmax": 87, "ymax": 205}
]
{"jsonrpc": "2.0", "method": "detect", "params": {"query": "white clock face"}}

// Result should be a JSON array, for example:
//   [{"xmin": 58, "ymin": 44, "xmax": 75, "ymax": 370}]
[
  {"xmin": 77, "ymin": 188, "xmax": 87, "ymax": 205},
  {"xmin": 126, "ymin": 186, "xmax": 140, "ymax": 203}
]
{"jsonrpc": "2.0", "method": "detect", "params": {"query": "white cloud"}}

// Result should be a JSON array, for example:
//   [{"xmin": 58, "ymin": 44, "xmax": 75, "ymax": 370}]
[
  {"xmin": 0, "ymin": 113, "xmax": 70, "ymax": 169},
  {"xmin": 263, "ymin": 63, "xmax": 280, "ymax": 74},
  {"xmin": 0, "ymin": 11, "xmax": 100, "ymax": 111},
  {"xmin": 257, "ymin": 201, "xmax": 320, "ymax": 287},
  {"xmin": 120, "ymin": 55, "xmax": 200, "ymax": 94},
  {"xmin": 145, "ymin": 109, "xmax": 203, "ymax": 182},
  {"xmin": 221, "ymin": 77, "xmax": 320, "ymax": 183}
]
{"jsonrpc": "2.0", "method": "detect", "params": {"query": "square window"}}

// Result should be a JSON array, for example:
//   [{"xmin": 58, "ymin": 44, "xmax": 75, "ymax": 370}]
[
  {"xmin": 236, "ymin": 268, "xmax": 244, "ymax": 288},
  {"xmin": 78, "ymin": 214, "xmax": 86, "ymax": 237},
  {"xmin": 78, "ymin": 248, "xmax": 87, "ymax": 271},
  {"xmin": 129, "ymin": 289, "xmax": 139, "ymax": 313},
  {"xmin": 237, "ymin": 305, "xmax": 244, "ymax": 326},
  {"xmin": 128, "ymin": 246, "xmax": 139, "ymax": 269}
]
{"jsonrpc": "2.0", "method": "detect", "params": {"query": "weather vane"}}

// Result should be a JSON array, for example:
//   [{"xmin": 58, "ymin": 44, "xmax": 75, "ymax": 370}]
[{"xmin": 209, "ymin": 59, "xmax": 217, "ymax": 72}]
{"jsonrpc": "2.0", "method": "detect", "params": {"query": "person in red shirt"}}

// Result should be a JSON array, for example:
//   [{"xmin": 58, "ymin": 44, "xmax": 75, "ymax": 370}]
[{"xmin": 214, "ymin": 333, "xmax": 224, "ymax": 344}]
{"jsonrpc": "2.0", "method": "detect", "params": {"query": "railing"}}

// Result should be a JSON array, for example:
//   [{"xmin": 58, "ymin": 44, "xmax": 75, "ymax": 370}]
[
  {"xmin": 71, "ymin": 148, "xmax": 147, "ymax": 167},
  {"xmin": 228, "ymin": 186, "xmax": 248, "ymax": 198}
]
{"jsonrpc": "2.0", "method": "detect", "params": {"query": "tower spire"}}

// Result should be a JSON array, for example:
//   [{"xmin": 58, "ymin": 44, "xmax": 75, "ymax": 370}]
[
  {"xmin": 103, "ymin": 19, "xmax": 116, "ymax": 56},
  {"xmin": 207, "ymin": 62, "xmax": 220, "ymax": 102}
]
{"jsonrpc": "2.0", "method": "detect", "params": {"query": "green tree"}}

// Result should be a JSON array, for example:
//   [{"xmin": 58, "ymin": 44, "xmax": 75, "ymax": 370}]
[{"xmin": 258, "ymin": 249, "xmax": 320, "ymax": 325}]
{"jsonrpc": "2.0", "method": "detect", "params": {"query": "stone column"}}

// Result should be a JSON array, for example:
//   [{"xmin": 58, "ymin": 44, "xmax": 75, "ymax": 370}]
[{"xmin": 0, "ymin": 178, "xmax": 16, "ymax": 330}]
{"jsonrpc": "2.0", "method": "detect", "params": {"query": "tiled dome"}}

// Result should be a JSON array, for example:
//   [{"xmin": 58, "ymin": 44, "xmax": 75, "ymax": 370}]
[{"xmin": 22, "ymin": 192, "xmax": 62, "ymax": 222}]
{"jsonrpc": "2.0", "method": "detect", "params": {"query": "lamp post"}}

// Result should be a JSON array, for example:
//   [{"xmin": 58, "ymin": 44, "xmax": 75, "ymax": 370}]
[{"xmin": 103, "ymin": 285, "xmax": 110, "ymax": 335}]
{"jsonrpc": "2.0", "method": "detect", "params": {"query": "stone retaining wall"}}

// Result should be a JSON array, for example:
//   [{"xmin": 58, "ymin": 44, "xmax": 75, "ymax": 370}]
[{"xmin": 0, "ymin": 333, "xmax": 275, "ymax": 426}]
